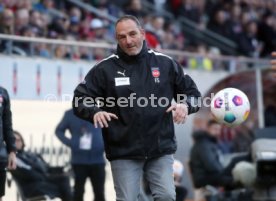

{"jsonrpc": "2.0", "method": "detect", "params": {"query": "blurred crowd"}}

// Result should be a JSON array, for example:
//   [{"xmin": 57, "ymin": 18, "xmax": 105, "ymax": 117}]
[{"xmin": 0, "ymin": 0, "xmax": 275, "ymax": 61}]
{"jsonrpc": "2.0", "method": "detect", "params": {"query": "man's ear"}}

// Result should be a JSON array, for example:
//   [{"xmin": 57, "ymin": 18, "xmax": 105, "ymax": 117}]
[{"xmin": 140, "ymin": 28, "xmax": 145, "ymax": 40}]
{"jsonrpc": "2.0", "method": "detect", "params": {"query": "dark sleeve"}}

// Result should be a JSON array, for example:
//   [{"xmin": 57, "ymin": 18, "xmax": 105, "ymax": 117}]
[
  {"xmin": 72, "ymin": 65, "xmax": 105, "ymax": 122},
  {"xmin": 12, "ymin": 157, "xmax": 46, "ymax": 182},
  {"xmin": 172, "ymin": 61, "xmax": 201, "ymax": 114},
  {"xmin": 55, "ymin": 111, "xmax": 73, "ymax": 147},
  {"xmin": 2, "ymin": 88, "xmax": 16, "ymax": 153},
  {"xmin": 198, "ymin": 142, "xmax": 223, "ymax": 173}
]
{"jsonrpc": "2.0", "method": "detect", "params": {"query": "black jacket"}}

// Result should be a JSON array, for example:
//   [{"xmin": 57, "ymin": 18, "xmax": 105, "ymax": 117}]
[
  {"xmin": 189, "ymin": 131, "xmax": 224, "ymax": 188},
  {"xmin": 12, "ymin": 151, "xmax": 50, "ymax": 182},
  {"xmin": 0, "ymin": 86, "xmax": 15, "ymax": 163},
  {"xmin": 73, "ymin": 42, "xmax": 201, "ymax": 161},
  {"xmin": 11, "ymin": 151, "xmax": 71, "ymax": 200}
]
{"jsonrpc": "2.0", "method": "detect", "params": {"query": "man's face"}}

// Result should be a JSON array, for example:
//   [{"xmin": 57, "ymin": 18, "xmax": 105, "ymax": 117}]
[
  {"xmin": 116, "ymin": 19, "xmax": 145, "ymax": 56},
  {"xmin": 15, "ymin": 134, "xmax": 23, "ymax": 151},
  {"xmin": 208, "ymin": 123, "xmax": 222, "ymax": 138}
]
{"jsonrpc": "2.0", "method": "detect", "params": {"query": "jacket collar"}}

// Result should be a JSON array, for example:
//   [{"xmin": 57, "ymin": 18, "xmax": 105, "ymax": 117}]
[{"xmin": 116, "ymin": 40, "xmax": 148, "ymax": 63}]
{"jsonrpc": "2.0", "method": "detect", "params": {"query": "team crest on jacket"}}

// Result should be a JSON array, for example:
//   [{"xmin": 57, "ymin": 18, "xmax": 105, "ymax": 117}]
[{"xmin": 151, "ymin": 67, "xmax": 160, "ymax": 83}]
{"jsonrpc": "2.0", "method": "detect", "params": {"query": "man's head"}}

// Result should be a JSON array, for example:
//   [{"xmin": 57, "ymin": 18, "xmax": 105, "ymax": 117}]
[
  {"xmin": 206, "ymin": 120, "xmax": 222, "ymax": 138},
  {"xmin": 14, "ymin": 131, "xmax": 25, "ymax": 151},
  {"xmin": 115, "ymin": 15, "xmax": 145, "ymax": 56}
]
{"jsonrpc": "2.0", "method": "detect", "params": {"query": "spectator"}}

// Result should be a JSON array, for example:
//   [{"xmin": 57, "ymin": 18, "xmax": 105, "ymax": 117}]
[
  {"xmin": 88, "ymin": 18, "xmax": 113, "ymax": 43},
  {"xmin": 0, "ymin": 8, "xmax": 15, "ymax": 35},
  {"xmin": 258, "ymin": 11, "xmax": 276, "ymax": 57},
  {"xmin": 207, "ymin": 9, "xmax": 231, "ymax": 39},
  {"xmin": 67, "ymin": 7, "xmax": 82, "ymax": 38},
  {"xmin": 90, "ymin": 0, "xmax": 122, "ymax": 18},
  {"xmin": 238, "ymin": 20, "xmax": 262, "ymax": 58},
  {"xmin": 190, "ymin": 120, "xmax": 250, "ymax": 189},
  {"xmin": 1, "ymin": 0, "xmax": 17, "ymax": 12},
  {"xmin": 188, "ymin": 44, "xmax": 213, "ymax": 71},
  {"xmin": 48, "ymin": 16, "xmax": 69, "ymax": 39},
  {"xmin": 144, "ymin": 15, "xmax": 165, "ymax": 49},
  {"xmin": 34, "ymin": 43, "xmax": 51, "ymax": 58},
  {"xmin": 29, "ymin": 10, "xmax": 46, "ymax": 37},
  {"xmin": 17, "ymin": 0, "xmax": 33, "ymax": 11},
  {"xmin": 124, "ymin": 0, "xmax": 145, "ymax": 18},
  {"xmin": 54, "ymin": 45, "xmax": 68, "ymax": 59},
  {"xmin": 14, "ymin": 8, "xmax": 30, "ymax": 35},
  {"xmin": 176, "ymin": 0, "xmax": 201, "ymax": 23},
  {"xmin": 162, "ymin": 21, "xmax": 184, "ymax": 50},
  {"xmin": 55, "ymin": 109, "xmax": 106, "ymax": 201},
  {"xmin": 11, "ymin": 131, "xmax": 72, "ymax": 201},
  {"xmin": 0, "ymin": 9, "xmax": 15, "ymax": 52},
  {"xmin": 228, "ymin": 4, "xmax": 243, "ymax": 43},
  {"xmin": 33, "ymin": 0, "xmax": 54, "ymax": 14}
]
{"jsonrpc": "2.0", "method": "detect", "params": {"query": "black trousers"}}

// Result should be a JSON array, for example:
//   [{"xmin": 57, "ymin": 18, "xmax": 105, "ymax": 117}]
[{"xmin": 72, "ymin": 163, "xmax": 106, "ymax": 201}]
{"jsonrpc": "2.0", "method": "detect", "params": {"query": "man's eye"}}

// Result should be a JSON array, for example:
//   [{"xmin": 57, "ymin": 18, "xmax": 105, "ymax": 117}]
[{"xmin": 118, "ymin": 36, "xmax": 126, "ymax": 40}]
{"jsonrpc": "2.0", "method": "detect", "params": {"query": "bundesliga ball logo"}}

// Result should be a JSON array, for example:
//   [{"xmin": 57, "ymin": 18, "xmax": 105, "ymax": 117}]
[{"xmin": 211, "ymin": 88, "xmax": 250, "ymax": 126}]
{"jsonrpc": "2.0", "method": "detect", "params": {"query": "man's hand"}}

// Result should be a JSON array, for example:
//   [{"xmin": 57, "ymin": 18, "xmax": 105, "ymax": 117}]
[
  {"xmin": 270, "ymin": 52, "xmax": 276, "ymax": 77},
  {"xmin": 166, "ymin": 103, "xmax": 188, "ymax": 124},
  {"xmin": 7, "ymin": 151, "xmax": 16, "ymax": 170},
  {"xmin": 93, "ymin": 111, "xmax": 118, "ymax": 128}
]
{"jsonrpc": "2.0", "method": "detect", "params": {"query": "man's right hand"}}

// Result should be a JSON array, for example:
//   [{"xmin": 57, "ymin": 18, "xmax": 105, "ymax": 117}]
[
  {"xmin": 93, "ymin": 111, "xmax": 118, "ymax": 128},
  {"xmin": 270, "ymin": 52, "xmax": 276, "ymax": 77}
]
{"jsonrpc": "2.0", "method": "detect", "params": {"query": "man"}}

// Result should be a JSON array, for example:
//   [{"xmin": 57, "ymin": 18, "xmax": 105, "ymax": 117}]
[
  {"xmin": 55, "ymin": 109, "xmax": 106, "ymax": 201},
  {"xmin": 271, "ymin": 52, "xmax": 276, "ymax": 71},
  {"xmin": 11, "ymin": 131, "xmax": 72, "ymax": 201},
  {"xmin": 0, "ymin": 86, "xmax": 16, "ymax": 201},
  {"xmin": 189, "ymin": 120, "xmax": 250, "ymax": 189},
  {"xmin": 73, "ymin": 15, "xmax": 201, "ymax": 201},
  {"xmin": 190, "ymin": 120, "xmax": 232, "ymax": 188}
]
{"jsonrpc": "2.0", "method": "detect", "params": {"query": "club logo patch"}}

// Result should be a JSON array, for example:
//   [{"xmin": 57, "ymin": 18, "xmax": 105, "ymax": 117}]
[{"xmin": 151, "ymin": 67, "xmax": 160, "ymax": 83}]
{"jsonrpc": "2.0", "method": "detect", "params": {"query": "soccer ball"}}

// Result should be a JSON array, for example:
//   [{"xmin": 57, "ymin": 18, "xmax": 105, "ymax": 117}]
[{"xmin": 210, "ymin": 88, "xmax": 250, "ymax": 126}]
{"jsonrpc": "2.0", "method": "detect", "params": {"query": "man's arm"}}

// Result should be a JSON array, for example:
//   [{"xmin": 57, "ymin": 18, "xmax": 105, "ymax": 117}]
[
  {"xmin": 11, "ymin": 157, "xmax": 45, "ymax": 182},
  {"xmin": 173, "ymin": 61, "xmax": 201, "ymax": 114},
  {"xmin": 2, "ymin": 88, "xmax": 16, "ymax": 153},
  {"xmin": 2, "ymin": 88, "xmax": 16, "ymax": 170},
  {"xmin": 73, "ymin": 67, "xmax": 104, "ymax": 121},
  {"xmin": 73, "ymin": 66, "xmax": 118, "ymax": 128},
  {"xmin": 55, "ymin": 111, "xmax": 73, "ymax": 147}
]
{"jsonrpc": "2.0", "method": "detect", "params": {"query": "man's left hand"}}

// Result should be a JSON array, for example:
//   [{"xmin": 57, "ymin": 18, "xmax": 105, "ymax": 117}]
[
  {"xmin": 7, "ymin": 151, "xmax": 16, "ymax": 170},
  {"xmin": 166, "ymin": 103, "xmax": 188, "ymax": 124}
]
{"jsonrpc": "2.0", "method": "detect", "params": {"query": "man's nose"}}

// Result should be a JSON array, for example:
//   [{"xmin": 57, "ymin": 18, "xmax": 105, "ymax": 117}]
[{"xmin": 126, "ymin": 36, "xmax": 132, "ymax": 44}]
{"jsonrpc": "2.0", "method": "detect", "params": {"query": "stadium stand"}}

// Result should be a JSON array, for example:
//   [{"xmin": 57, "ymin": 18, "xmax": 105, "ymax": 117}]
[{"xmin": 0, "ymin": 0, "xmax": 274, "ymax": 61}]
